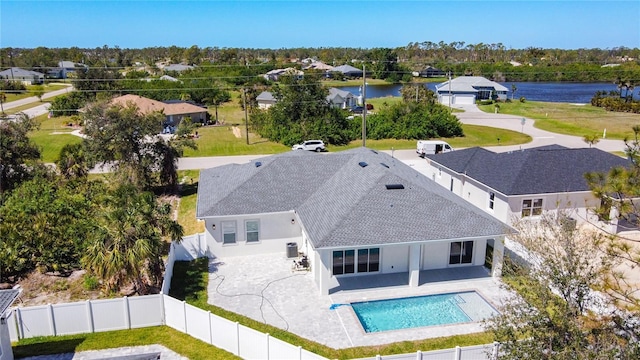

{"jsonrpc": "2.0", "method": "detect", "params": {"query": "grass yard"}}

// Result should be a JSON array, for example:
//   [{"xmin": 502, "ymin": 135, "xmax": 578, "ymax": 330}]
[
  {"xmin": 28, "ymin": 114, "xmax": 83, "ymax": 162},
  {"xmin": 169, "ymin": 258, "xmax": 494, "ymax": 360},
  {"xmin": 13, "ymin": 326, "xmax": 239, "ymax": 360},
  {"xmin": 3, "ymin": 83, "xmax": 70, "ymax": 102},
  {"xmin": 478, "ymin": 101, "xmax": 640, "ymax": 140},
  {"xmin": 183, "ymin": 125, "xmax": 290, "ymax": 157},
  {"xmin": 177, "ymin": 170, "xmax": 204, "ymax": 235}
]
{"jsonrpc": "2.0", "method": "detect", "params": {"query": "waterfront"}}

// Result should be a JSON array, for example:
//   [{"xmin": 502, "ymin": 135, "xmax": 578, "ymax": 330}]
[{"xmin": 336, "ymin": 81, "xmax": 619, "ymax": 104}]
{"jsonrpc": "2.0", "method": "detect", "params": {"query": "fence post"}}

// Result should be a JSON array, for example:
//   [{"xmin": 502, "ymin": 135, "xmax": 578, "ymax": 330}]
[
  {"xmin": 375, "ymin": 355, "xmax": 381, "ymax": 360},
  {"xmin": 236, "ymin": 322, "xmax": 241, "ymax": 357},
  {"xmin": 454, "ymin": 346, "xmax": 461, "ymax": 360},
  {"xmin": 208, "ymin": 311, "xmax": 213, "ymax": 345},
  {"xmin": 47, "ymin": 303, "xmax": 56, "ymax": 336},
  {"xmin": 123, "ymin": 296, "xmax": 131, "ymax": 329},
  {"xmin": 183, "ymin": 301, "xmax": 188, "ymax": 333},
  {"xmin": 16, "ymin": 308, "xmax": 24, "ymax": 339},
  {"xmin": 492, "ymin": 341, "xmax": 500, "ymax": 359},
  {"xmin": 416, "ymin": 350, "xmax": 422, "ymax": 360},
  {"xmin": 298, "ymin": 346, "xmax": 302, "ymax": 360},
  {"xmin": 160, "ymin": 294, "xmax": 166, "ymax": 325},
  {"xmin": 265, "ymin": 333, "xmax": 270, "ymax": 360},
  {"xmin": 86, "ymin": 300, "xmax": 94, "ymax": 333}
]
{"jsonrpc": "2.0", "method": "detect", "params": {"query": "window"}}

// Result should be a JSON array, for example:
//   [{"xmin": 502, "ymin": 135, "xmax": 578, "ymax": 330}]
[
  {"xmin": 489, "ymin": 192, "xmax": 495, "ymax": 210},
  {"xmin": 449, "ymin": 241, "xmax": 474, "ymax": 265},
  {"xmin": 522, "ymin": 198, "xmax": 543, "ymax": 217},
  {"xmin": 222, "ymin": 221, "xmax": 236, "ymax": 244},
  {"xmin": 333, "ymin": 248, "xmax": 379, "ymax": 275},
  {"xmin": 245, "ymin": 220, "xmax": 259, "ymax": 242}
]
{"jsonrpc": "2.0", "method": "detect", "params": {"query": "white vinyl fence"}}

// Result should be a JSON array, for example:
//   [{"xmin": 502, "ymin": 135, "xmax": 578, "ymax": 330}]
[
  {"xmin": 6, "ymin": 234, "xmax": 497, "ymax": 360},
  {"xmin": 354, "ymin": 343, "xmax": 500, "ymax": 360}
]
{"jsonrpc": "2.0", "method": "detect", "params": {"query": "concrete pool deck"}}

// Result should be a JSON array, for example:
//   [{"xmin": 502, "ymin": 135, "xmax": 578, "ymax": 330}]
[{"xmin": 207, "ymin": 253, "xmax": 512, "ymax": 349}]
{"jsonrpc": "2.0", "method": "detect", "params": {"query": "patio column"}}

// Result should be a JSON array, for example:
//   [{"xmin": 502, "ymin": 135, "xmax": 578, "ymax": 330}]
[
  {"xmin": 408, "ymin": 244, "xmax": 421, "ymax": 287},
  {"xmin": 492, "ymin": 237, "xmax": 504, "ymax": 277},
  {"xmin": 317, "ymin": 251, "xmax": 331, "ymax": 295}
]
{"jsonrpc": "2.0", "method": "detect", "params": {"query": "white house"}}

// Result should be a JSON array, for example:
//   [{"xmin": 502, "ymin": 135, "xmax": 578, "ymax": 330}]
[
  {"xmin": 425, "ymin": 145, "xmax": 633, "ymax": 232},
  {"xmin": 263, "ymin": 68, "xmax": 304, "ymax": 81},
  {"xmin": 0, "ymin": 289, "xmax": 21, "ymax": 360},
  {"xmin": 256, "ymin": 91, "xmax": 277, "ymax": 110},
  {"xmin": 0, "ymin": 67, "xmax": 45, "ymax": 85},
  {"xmin": 196, "ymin": 148, "xmax": 511, "ymax": 295},
  {"xmin": 435, "ymin": 76, "xmax": 508, "ymax": 105},
  {"xmin": 326, "ymin": 88, "xmax": 356, "ymax": 109}
]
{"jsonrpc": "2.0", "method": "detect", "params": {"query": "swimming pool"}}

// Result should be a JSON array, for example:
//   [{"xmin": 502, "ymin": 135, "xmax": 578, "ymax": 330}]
[{"xmin": 350, "ymin": 291, "xmax": 497, "ymax": 333}]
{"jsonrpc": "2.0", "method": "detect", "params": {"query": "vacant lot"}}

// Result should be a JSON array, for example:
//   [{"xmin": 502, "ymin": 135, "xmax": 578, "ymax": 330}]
[{"xmin": 478, "ymin": 101, "xmax": 640, "ymax": 140}]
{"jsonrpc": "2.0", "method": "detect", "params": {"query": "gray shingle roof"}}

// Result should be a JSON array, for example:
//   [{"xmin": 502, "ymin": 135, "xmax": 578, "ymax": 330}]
[
  {"xmin": 332, "ymin": 65, "xmax": 363, "ymax": 75},
  {"xmin": 256, "ymin": 91, "xmax": 276, "ymax": 101},
  {"xmin": 197, "ymin": 148, "xmax": 510, "ymax": 249},
  {"xmin": 0, "ymin": 289, "xmax": 20, "ymax": 317},
  {"xmin": 427, "ymin": 145, "xmax": 632, "ymax": 195},
  {"xmin": 435, "ymin": 76, "xmax": 508, "ymax": 93}
]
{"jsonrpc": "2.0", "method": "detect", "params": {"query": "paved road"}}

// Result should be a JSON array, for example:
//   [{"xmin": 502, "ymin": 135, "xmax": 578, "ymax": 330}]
[
  {"xmin": 2, "ymin": 84, "xmax": 73, "ymax": 111},
  {"xmin": 453, "ymin": 104, "xmax": 626, "ymax": 153}
]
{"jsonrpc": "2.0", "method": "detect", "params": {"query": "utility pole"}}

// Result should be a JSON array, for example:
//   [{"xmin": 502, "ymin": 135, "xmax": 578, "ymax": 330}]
[
  {"xmin": 362, "ymin": 65, "xmax": 367, "ymax": 147},
  {"xmin": 243, "ymin": 88, "xmax": 249, "ymax": 145},
  {"xmin": 448, "ymin": 71, "xmax": 452, "ymax": 111}
]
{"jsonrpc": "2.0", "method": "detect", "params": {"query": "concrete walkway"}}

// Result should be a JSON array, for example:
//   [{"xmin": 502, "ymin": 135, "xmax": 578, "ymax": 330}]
[{"xmin": 17, "ymin": 344, "xmax": 187, "ymax": 360}]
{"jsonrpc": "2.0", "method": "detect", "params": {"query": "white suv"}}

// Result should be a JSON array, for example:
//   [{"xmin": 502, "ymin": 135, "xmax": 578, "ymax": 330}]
[{"xmin": 292, "ymin": 140, "xmax": 326, "ymax": 152}]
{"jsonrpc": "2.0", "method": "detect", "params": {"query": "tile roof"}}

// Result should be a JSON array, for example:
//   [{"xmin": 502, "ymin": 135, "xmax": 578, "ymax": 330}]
[
  {"xmin": 110, "ymin": 94, "xmax": 207, "ymax": 116},
  {"xmin": 426, "ymin": 145, "xmax": 632, "ymax": 195},
  {"xmin": 197, "ymin": 148, "xmax": 510, "ymax": 249},
  {"xmin": 0, "ymin": 288, "xmax": 20, "ymax": 317}
]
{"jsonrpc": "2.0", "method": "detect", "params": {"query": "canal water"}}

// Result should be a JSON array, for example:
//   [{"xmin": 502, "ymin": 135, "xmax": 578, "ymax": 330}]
[{"xmin": 336, "ymin": 82, "xmax": 619, "ymax": 104}]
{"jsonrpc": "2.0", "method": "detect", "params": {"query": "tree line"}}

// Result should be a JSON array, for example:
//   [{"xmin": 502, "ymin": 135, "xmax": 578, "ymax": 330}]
[{"xmin": 0, "ymin": 101, "xmax": 196, "ymax": 294}]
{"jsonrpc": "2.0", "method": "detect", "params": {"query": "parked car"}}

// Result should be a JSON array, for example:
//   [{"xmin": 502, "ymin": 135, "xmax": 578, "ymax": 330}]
[
  {"xmin": 292, "ymin": 140, "xmax": 326, "ymax": 152},
  {"xmin": 350, "ymin": 106, "xmax": 364, "ymax": 114}
]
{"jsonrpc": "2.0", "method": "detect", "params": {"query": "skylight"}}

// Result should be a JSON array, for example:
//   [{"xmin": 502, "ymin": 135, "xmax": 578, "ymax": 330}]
[{"xmin": 385, "ymin": 184, "xmax": 405, "ymax": 190}]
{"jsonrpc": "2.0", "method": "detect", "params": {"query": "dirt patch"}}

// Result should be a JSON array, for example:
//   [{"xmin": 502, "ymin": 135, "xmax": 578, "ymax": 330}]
[
  {"xmin": 14, "ymin": 270, "xmax": 105, "ymax": 307},
  {"xmin": 232, "ymin": 126, "xmax": 242, "ymax": 138}
]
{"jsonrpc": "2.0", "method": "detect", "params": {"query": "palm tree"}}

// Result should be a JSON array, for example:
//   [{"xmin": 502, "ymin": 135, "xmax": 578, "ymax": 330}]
[
  {"xmin": 511, "ymin": 84, "xmax": 517, "ymax": 100},
  {"xmin": 583, "ymin": 134, "xmax": 600, "ymax": 148},
  {"xmin": 56, "ymin": 143, "xmax": 89, "ymax": 180},
  {"xmin": 82, "ymin": 184, "xmax": 183, "ymax": 294}
]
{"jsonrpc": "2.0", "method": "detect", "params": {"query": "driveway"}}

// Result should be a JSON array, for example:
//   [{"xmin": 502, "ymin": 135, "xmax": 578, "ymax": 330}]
[{"xmin": 452, "ymin": 104, "xmax": 626, "ymax": 153}]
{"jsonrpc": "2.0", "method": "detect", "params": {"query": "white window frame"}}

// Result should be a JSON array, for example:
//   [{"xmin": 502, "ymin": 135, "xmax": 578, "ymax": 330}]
[
  {"xmin": 522, "ymin": 198, "xmax": 543, "ymax": 217},
  {"xmin": 245, "ymin": 219, "xmax": 260, "ymax": 243},
  {"xmin": 222, "ymin": 221, "xmax": 237, "ymax": 244},
  {"xmin": 488, "ymin": 192, "xmax": 495, "ymax": 210}
]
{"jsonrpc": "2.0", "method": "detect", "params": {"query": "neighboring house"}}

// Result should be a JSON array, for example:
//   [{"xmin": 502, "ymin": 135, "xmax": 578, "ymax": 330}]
[
  {"xmin": 332, "ymin": 64, "xmax": 363, "ymax": 78},
  {"xmin": 326, "ymin": 87, "xmax": 356, "ymax": 109},
  {"xmin": 0, "ymin": 67, "xmax": 44, "ymax": 85},
  {"xmin": 109, "ymin": 94, "xmax": 208, "ymax": 132},
  {"xmin": 303, "ymin": 61, "xmax": 334, "ymax": 72},
  {"xmin": 425, "ymin": 145, "xmax": 633, "ymax": 233},
  {"xmin": 159, "ymin": 75, "xmax": 179, "ymax": 82},
  {"xmin": 0, "ymin": 288, "xmax": 21, "ymax": 360},
  {"xmin": 434, "ymin": 76, "xmax": 508, "ymax": 105},
  {"xmin": 256, "ymin": 91, "xmax": 277, "ymax": 110},
  {"xmin": 263, "ymin": 67, "xmax": 304, "ymax": 81},
  {"xmin": 47, "ymin": 61, "xmax": 85, "ymax": 79},
  {"xmin": 163, "ymin": 64, "xmax": 195, "ymax": 72},
  {"xmin": 196, "ymin": 148, "xmax": 510, "ymax": 295},
  {"xmin": 417, "ymin": 66, "xmax": 446, "ymax": 78}
]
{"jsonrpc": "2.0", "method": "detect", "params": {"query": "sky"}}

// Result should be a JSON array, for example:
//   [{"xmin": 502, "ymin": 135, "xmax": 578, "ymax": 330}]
[{"xmin": 1, "ymin": 0, "xmax": 639, "ymax": 50}]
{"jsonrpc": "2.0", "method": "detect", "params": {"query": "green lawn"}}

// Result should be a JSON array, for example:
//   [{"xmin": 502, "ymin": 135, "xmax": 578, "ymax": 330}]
[
  {"xmin": 177, "ymin": 170, "xmax": 204, "ymax": 235},
  {"xmin": 169, "ymin": 258, "xmax": 495, "ymax": 360},
  {"xmin": 13, "ymin": 326, "xmax": 239, "ymax": 360},
  {"xmin": 478, "ymin": 101, "xmax": 640, "ymax": 140},
  {"xmin": 28, "ymin": 114, "xmax": 83, "ymax": 162},
  {"xmin": 3, "ymin": 83, "xmax": 70, "ymax": 102}
]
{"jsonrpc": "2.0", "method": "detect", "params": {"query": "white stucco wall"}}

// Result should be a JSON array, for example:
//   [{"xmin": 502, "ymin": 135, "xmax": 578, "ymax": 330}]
[
  {"xmin": 0, "ymin": 319, "xmax": 13, "ymax": 360},
  {"xmin": 422, "ymin": 239, "xmax": 488, "ymax": 269},
  {"xmin": 506, "ymin": 192, "xmax": 600, "ymax": 226},
  {"xmin": 380, "ymin": 245, "xmax": 409, "ymax": 273},
  {"xmin": 203, "ymin": 211, "xmax": 302, "ymax": 257}
]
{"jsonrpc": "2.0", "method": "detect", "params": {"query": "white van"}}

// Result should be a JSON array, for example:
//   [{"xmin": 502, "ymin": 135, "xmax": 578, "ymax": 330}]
[{"xmin": 416, "ymin": 140, "xmax": 454, "ymax": 157}]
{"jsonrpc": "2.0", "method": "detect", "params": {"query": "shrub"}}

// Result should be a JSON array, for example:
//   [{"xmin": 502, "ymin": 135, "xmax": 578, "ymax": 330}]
[
  {"xmin": 83, "ymin": 274, "xmax": 99, "ymax": 290},
  {"xmin": 519, "ymin": 96, "xmax": 526, "ymax": 103}
]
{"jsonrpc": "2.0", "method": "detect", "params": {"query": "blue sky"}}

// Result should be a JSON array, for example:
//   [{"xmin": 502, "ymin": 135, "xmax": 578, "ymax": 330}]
[{"xmin": 2, "ymin": 1, "xmax": 639, "ymax": 49}]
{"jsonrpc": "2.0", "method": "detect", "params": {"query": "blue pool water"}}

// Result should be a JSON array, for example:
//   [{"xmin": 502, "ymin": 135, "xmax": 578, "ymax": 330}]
[{"xmin": 351, "ymin": 291, "xmax": 489, "ymax": 333}]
